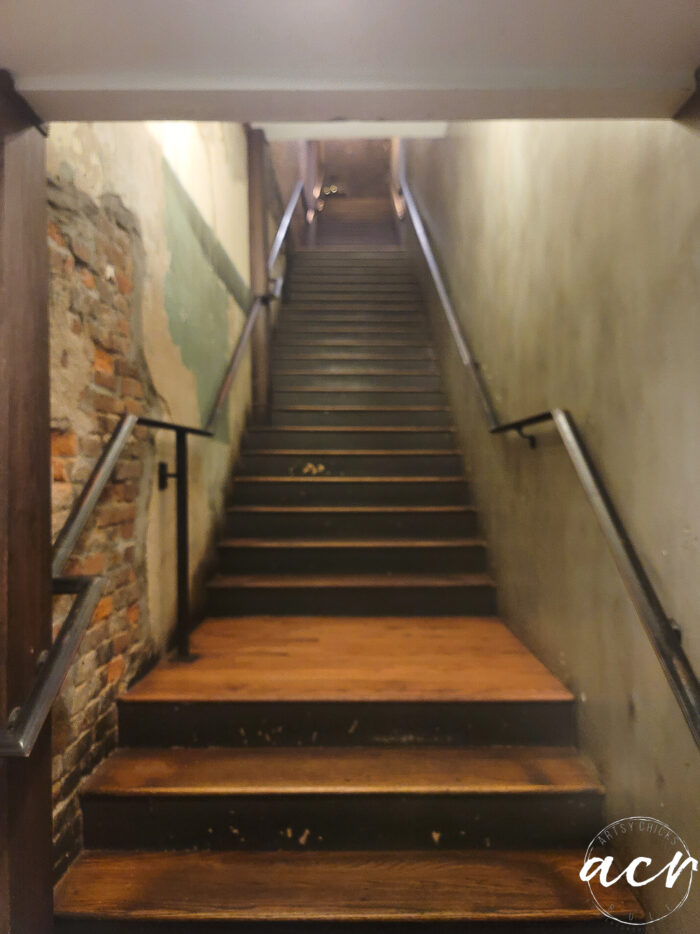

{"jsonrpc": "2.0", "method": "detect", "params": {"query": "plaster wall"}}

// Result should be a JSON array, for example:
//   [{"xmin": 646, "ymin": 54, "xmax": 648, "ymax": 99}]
[
  {"xmin": 404, "ymin": 119, "xmax": 700, "ymax": 931},
  {"xmin": 47, "ymin": 120, "xmax": 251, "ymax": 652}
]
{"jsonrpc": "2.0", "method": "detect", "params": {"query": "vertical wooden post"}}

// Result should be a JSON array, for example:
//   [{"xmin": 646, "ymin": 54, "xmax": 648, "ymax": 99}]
[
  {"xmin": 0, "ymin": 74, "xmax": 52, "ymax": 933},
  {"xmin": 247, "ymin": 127, "xmax": 271, "ymax": 422}
]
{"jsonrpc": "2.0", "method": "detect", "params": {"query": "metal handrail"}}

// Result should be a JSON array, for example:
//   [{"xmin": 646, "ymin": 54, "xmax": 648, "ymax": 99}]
[
  {"xmin": 0, "ymin": 577, "xmax": 104, "ymax": 757},
  {"xmin": 267, "ymin": 179, "xmax": 304, "ymax": 276},
  {"xmin": 52, "ymin": 414, "xmax": 140, "ymax": 576},
  {"xmin": 399, "ymin": 152, "xmax": 700, "ymax": 750},
  {"xmin": 205, "ymin": 180, "xmax": 304, "ymax": 433}
]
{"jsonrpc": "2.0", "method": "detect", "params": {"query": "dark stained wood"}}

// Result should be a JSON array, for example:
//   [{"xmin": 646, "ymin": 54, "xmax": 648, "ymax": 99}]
[
  {"xmin": 54, "ymin": 849, "xmax": 642, "ymax": 922},
  {"xmin": 247, "ymin": 127, "xmax": 271, "ymax": 419},
  {"xmin": 208, "ymin": 572, "xmax": 492, "ymax": 586},
  {"xmin": 217, "ymin": 537, "xmax": 481, "ymax": 548},
  {"xmin": 84, "ymin": 746, "xmax": 602, "ymax": 796},
  {"xmin": 124, "ymin": 616, "xmax": 572, "ymax": 703},
  {"xmin": 0, "ymin": 80, "xmax": 52, "ymax": 933}
]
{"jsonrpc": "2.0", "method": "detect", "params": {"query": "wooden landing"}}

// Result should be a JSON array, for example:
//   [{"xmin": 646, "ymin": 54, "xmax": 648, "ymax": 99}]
[
  {"xmin": 123, "ymin": 617, "xmax": 572, "ymax": 703},
  {"xmin": 55, "ymin": 849, "xmax": 641, "ymax": 923}
]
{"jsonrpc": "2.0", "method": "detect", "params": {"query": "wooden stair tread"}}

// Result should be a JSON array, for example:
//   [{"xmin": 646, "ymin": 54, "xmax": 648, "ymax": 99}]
[
  {"xmin": 247, "ymin": 426, "xmax": 455, "ymax": 433},
  {"xmin": 241, "ymin": 449, "xmax": 456, "ymax": 456},
  {"xmin": 218, "ymin": 538, "xmax": 483, "ymax": 549},
  {"xmin": 55, "ymin": 848, "xmax": 640, "ymax": 922},
  {"xmin": 208, "ymin": 573, "xmax": 493, "ymax": 588},
  {"xmin": 272, "ymin": 404, "xmax": 449, "ymax": 410},
  {"xmin": 83, "ymin": 746, "xmax": 602, "ymax": 796},
  {"xmin": 227, "ymin": 504, "xmax": 475, "ymax": 513},
  {"xmin": 234, "ymin": 475, "xmax": 464, "ymax": 483},
  {"xmin": 123, "ymin": 616, "xmax": 572, "ymax": 703}
]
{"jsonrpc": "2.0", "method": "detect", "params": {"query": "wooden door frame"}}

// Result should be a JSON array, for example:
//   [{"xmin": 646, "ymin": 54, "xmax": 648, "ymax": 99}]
[{"xmin": 0, "ymin": 72, "xmax": 53, "ymax": 934}]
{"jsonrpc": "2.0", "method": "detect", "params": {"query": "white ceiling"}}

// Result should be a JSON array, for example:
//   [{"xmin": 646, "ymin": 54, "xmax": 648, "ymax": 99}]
[{"xmin": 2, "ymin": 0, "xmax": 698, "ymax": 122}]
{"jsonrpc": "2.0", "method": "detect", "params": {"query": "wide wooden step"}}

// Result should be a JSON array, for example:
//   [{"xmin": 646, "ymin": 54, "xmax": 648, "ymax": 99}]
[
  {"xmin": 119, "ymin": 617, "xmax": 574, "ymax": 747},
  {"xmin": 80, "ymin": 746, "xmax": 603, "ymax": 851},
  {"xmin": 55, "ymin": 849, "xmax": 641, "ymax": 927},
  {"xmin": 216, "ymin": 537, "xmax": 486, "ymax": 573},
  {"xmin": 225, "ymin": 504, "xmax": 479, "ymax": 537}
]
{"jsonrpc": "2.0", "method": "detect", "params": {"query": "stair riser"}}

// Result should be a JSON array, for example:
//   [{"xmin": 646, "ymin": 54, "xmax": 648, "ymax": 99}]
[
  {"xmin": 118, "ymin": 700, "xmax": 577, "ymax": 748},
  {"xmin": 243, "ymin": 430, "xmax": 455, "ymax": 450},
  {"xmin": 273, "ymin": 376, "xmax": 442, "ymax": 390},
  {"xmin": 272, "ymin": 391, "xmax": 446, "ymax": 406},
  {"xmin": 224, "ymin": 510, "xmax": 479, "ymax": 538},
  {"xmin": 270, "ymin": 410, "xmax": 453, "ymax": 426},
  {"xmin": 55, "ymin": 920, "xmax": 635, "ymax": 934},
  {"xmin": 287, "ymin": 289, "xmax": 420, "ymax": 299},
  {"xmin": 230, "ymin": 480, "xmax": 468, "ymax": 506},
  {"xmin": 273, "ymin": 349, "xmax": 436, "ymax": 360},
  {"xmin": 278, "ymin": 305, "xmax": 423, "ymax": 315},
  {"xmin": 276, "ymin": 325, "xmax": 428, "ymax": 337},
  {"xmin": 272, "ymin": 358, "xmax": 437, "ymax": 373},
  {"xmin": 206, "ymin": 583, "xmax": 496, "ymax": 616},
  {"xmin": 217, "ymin": 544, "xmax": 486, "ymax": 574},
  {"xmin": 235, "ymin": 454, "xmax": 461, "ymax": 476},
  {"xmin": 82, "ymin": 793, "xmax": 602, "ymax": 852}
]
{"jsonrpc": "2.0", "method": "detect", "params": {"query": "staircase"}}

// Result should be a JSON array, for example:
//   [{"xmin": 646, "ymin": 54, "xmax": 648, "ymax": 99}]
[{"xmin": 55, "ymin": 241, "xmax": 640, "ymax": 930}]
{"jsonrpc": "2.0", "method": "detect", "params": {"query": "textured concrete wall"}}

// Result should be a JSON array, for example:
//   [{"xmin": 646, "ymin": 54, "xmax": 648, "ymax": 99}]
[
  {"xmin": 47, "ymin": 122, "xmax": 252, "ymax": 873},
  {"xmin": 404, "ymin": 119, "xmax": 700, "ymax": 931}
]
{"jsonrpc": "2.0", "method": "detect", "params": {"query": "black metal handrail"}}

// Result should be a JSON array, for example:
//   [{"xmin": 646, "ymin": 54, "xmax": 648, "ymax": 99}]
[
  {"xmin": 0, "ymin": 175, "xmax": 304, "ymax": 758},
  {"xmin": 0, "ymin": 577, "xmax": 104, "ymax": 757},
  {"xmin": 399, "ymin": 151, "xmax": 700, "ymax": 751}
]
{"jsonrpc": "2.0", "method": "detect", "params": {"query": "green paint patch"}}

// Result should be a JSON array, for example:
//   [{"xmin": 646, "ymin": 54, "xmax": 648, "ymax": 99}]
[{"xmin": 162, "ymin": 160, "xmax": 249, "ymax": 435}]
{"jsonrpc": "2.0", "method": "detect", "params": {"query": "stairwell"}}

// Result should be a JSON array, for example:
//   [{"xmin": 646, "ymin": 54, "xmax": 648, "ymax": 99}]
[{"xmin": 54, "ymin": 219, "xmax": 641, "ymax": 930}]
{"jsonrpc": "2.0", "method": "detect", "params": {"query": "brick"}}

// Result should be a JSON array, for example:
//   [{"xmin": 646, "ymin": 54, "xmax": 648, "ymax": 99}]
[
  {"xmin": 65, "ymin": 553, "xmax": 105, "ymax": 576},
  {"xmin": 71, "ymin": 654, "xmax": 97, "ymax": 690},
  {"xmin": 92, "ymin": 595, "xmax": 113, "ymax": 621},
  {"xmin": 88, "ymin": 389, "xmax": 125, "ymax": 415},
  {"xmin": 94, "ymin": 371, "xmax": 117, "ymax": 391},
  {"xmin": 126, "ymin": 603, "xmax": 140, "ymax": 627},
  {"xmin": 93, "ymin": 346, "xmax": 114, "ymax": 375},
  {"xmin": 51, "ymin": 430, "xmax": 78, "ymax": 457},
  {"xmin": 52, "ymin": 482, "xmax": 75, "ymax": 513},
  {"xmin": 79, "ymin": 266, "xmax": 96, "ymax": 290},
  {"xmin": 124, "ymin": 397, "xmax": 142, "ymax": 416},
  {"xmin": 106, "ymin": 656, "xmax": 125, "ymax": 685},
  {"xmin": 52, "ymin": 457, "xmax": 69, "ymax": 482},
  {"xmin": 113, "ymin": 460, "xmax": 142, "ymax": 481},
  {"xmin": 122, "ymin": 377, "xmax": 143, "ymax": 399},
  {"xmin": 96, "ymin": 503, "xmax": 136, "ymax": 528},
  {"xmin": 112, "ymin": 631, "xmax": 131, "ymax": 655},
  {"xmin": 116, "ymin": 271, "xmax": 133, "ymax": 295},
  {"xmin": 48, "ymin": 221, "xmax": 67, "ymax": 248},
  {"xmin": 48, "ymin": 240, "xmax": 74, "ymax": 276}
]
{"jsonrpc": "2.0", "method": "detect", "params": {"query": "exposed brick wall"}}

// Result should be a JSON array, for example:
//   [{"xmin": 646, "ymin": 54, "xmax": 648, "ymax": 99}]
[{"xmin": 47, "ymin": 172, "xmax": 159, "ymax": 877}]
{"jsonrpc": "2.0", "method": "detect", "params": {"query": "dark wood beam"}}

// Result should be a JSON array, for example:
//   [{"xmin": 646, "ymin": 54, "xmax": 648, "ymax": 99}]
[{"xmin": 0, "ymin": 69, "xmax": 52, "ymax": 934}]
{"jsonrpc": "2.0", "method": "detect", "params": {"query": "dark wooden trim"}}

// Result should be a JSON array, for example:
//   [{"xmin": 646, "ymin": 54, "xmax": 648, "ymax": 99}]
[
  {"xmin": 247, "ymin": 127, "xmax": 271, "ymax": 419},
  {"xmin": 674, "ymin": 67, "xmax": 700, "ymax": 122},
  {"xmin": 0, "ymin": 99, "xmax": 52, "ymax": 931},
  {"xmin": 0, "ymin": 70, "xmax": 47, "ymax": 136}
]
